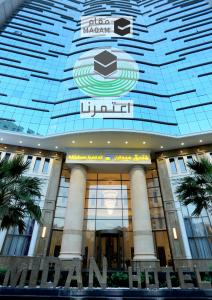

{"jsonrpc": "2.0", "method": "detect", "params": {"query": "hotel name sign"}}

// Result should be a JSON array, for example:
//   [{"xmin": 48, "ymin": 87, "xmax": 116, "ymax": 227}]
[
  {"xmin": 2, "ymin": 257, "xmax": 211, "ymax": 289},
  {"xmin": 66, "ymin": 150, "xmax": 151, "ymax": 165}
]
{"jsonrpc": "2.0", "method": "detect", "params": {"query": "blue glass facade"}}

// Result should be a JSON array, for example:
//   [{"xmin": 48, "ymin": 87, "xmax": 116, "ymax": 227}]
[{"xmin": 0, "ymin": 0, "xmax": 211, "ymax": 137}]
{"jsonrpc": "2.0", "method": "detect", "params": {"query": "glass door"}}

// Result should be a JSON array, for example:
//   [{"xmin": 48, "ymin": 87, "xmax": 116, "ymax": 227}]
[
  {"xmin": 96, "ymin": 230, "xmax": 123, "ymax": 270},
  {"xmin": 82, "ymin": 173, "xmax": 133, "ymax": 270}
]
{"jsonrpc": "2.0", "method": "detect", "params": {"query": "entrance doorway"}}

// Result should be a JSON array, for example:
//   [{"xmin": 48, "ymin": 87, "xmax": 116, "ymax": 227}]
[
  {"xmin": 96, "ymin": 230, "xmax": 123, "ymax": 270},
  {"xmin": 82, "ymin": 173, "xmax": 133, "ymax": 269}
]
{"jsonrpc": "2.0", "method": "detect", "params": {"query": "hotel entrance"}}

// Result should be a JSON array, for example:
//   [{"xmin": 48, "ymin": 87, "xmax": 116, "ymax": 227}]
[
  {"xmin": 51, "ymin": 163, "xmax": 172, "ymax": 268},
  {"xmin": 82, "ymin": 173, "xmax": 133, "ymax": 269},
  {"xmin": 96, "ymin": 230, "xmax": 123, "ymax": 270}
]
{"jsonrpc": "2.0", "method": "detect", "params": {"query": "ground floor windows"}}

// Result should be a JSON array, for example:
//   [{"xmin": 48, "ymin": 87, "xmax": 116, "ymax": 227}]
[
  {"xmin": 1, "ymin": 218, "xmax": 35, "ymax": 256},
  {"xmin": 184, "ymin": 216, "xmax": 212, "ymax": 258},
  {"xmin": 49, "ymin": 230, "xmax": 62, "ymax": 257},
  {"xmin": 180, "ymin": 204, "xmax": 212, "ymax": 259},
  {"xmin": 154, "ymin": 231, "xmax": 172, "ymax": 266}
]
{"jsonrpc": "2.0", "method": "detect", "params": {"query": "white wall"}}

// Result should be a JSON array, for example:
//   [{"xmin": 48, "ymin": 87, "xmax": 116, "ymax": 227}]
[{"xmin": 0, "ymin": 0, "xmax": 25, "ymax": 26}]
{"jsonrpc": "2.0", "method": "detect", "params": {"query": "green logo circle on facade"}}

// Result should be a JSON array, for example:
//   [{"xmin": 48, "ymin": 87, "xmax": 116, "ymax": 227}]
[{"xmin": 73, "ymin": 48, "xmax": 139, "ymax": 98}]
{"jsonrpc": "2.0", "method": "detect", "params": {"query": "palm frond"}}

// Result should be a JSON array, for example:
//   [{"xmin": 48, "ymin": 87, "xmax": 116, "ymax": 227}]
[
  {"xmin": 177, "ymin": 157, "xmax": 212, "ymax": 216},
  {"xmin": 0, "ymin": 206, "xmax": 26, "ymax": 234},
  {"xmin": 0, "ymin": 155, "xmax": 42, "ymax": 233},
  {"xmin": 187, "ymin": 158, "xmax": 212, "ymax": 175}
]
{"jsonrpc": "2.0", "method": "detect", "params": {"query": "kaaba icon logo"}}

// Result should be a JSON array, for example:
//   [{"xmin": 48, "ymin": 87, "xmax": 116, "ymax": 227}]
[
  {"xmin": 114, "ymin": 18, "xmax": 131, "ymax": 36},
  {"xmin": 94, "ymin": 50, "xmax": 117, "ymax": 77},
  {"xmin": 74, "ymin": 47, "xmax": 139, "ymax": 97}
]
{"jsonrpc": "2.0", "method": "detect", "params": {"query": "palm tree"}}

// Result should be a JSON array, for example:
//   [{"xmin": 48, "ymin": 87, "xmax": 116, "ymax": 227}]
[
  {"xmin": 176, "ymin": 157, "xmax": 212, "ymax": 216},
  {"xmin": 0, "ymin": 155, "xmax": 42, "ymax": 234}
]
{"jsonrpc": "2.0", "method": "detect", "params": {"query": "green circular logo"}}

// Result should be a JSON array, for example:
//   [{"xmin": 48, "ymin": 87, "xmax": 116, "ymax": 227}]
[{"xmin": 73, "ymin": 47, "xmax": 139, "ymax": 98}]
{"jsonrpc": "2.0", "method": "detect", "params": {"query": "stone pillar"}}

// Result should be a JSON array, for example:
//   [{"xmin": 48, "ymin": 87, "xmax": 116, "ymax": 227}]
[
  {"xmin": 130, "ymin": 165, "xmax": 157, "ymax": 261},
  {"xmin": 59, "ymin": 165, "xmax": 87, "ymax": 260},
  {"xmin": 156, "ymin": 157, "xmax": 188, "ymax": 262},
  {"xmin": 35, "ymin": 156, "xmax": 63, "ymax": 257}
]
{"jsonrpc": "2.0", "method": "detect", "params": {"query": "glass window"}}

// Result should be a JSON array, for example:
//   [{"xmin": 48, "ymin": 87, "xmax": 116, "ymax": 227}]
[
  {"xmin": 154, "ymin": 231, "xmax": 172, "ymax": 266},
  {"xmin": 203, "ymin": 217, "xmax": 212, "ymax": 236},
  {"xmin": 192, "ymin": 218, "xmax": 206, "ymax": 237},
  {"xmin": 97, "ymin": 197, "xmax": 122, "ymax": 209},
  {"xmin": 55, "ymin": 207, "xmax": 66, "ymax": 218},
  {"xmin": 184, "ymin": 216, "xmax": 212, "ymax": 258},
  {"xmin": 187, "ymin": 155, "xmax": 193, "ymax": 164},
  {"xmin": 26, "ymin": 155, "xmax": 33, "ymax": 167},
  {"xmin": 49, "ymin": 230, "xmax": 62, "ymax": 257},
  {"xmin": 33, "ymin": 157, "xmax": 41, "ymax": 172},
  {"xmin": 123, "ymin": 219, "xmax": 133, "ymax": 231},
  {"xmin": 96, "ymin": 209, "xmax": 123, "ymax": 219},
  {"xmin": 169, "ymin": 158, "xmax": 177, "ymax": 174},
  {"xmin": 4, "ymin": 153, "xmax": 11, "ymax": 160},
  {"xmin": 53, "ymin": 218, "xmax": 64, "ymax": 229},
  {"xmin": 85, "ymin": 198, "xmax": 96, "ymax": 208},
  {"xmin": 53, "ymin": 171, "xmax": 69, "ymax": 230},
  {"xmin": 84, "ymin": 209, "xmax": 96, "ymax": 219},
  {"xmin": 96, "ymin": 219, "xmax": 123, "ymax": 230},
  {"xmin": 83, "ymin": 219, "xmax": 95, "ymax": 231},
  {"xmin": 83, "ymin": 173, "xmax": 132, "ymax": 268},
  {"xmin": 178, "ymin": 157, "xmax": 186, "ymax": 173},
  {"xmin": 1, "ymin": 218, "xmax": 35, "ymax": 256},
  {"xmin": 56, "ymin": 196, "xmax": 68, "ymax": 207},
  {"xmin": 42, "ymin": 158, "xmax": 50, "ymax": 174}
]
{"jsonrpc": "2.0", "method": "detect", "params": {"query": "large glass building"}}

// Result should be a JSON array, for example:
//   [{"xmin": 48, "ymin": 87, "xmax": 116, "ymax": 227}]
[{"xmin": 0, "ymin": 0, "xmax": 211, "ymax": 270}]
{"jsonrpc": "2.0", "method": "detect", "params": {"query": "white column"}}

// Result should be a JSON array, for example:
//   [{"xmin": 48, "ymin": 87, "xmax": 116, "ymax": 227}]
[
  {"xmin": 59, "ymin": 164, "xmax": 87, "ymax": 260},
  {"xmin": 130, "ymin": 165, "xmax": 157, "ymax": 261},
  {"xmin": 0, "ymin": 229, "xmax": 7, "ymax": 252},
  {"xmin": 27, "ymin": 222, "xmax": 39, "ymax": 257}
]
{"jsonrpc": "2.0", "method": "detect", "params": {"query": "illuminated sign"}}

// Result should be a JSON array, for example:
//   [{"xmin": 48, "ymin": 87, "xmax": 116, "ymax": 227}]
[{"xmin": 67, "ymin": 153, "xmax": 151, "ymax": 164}]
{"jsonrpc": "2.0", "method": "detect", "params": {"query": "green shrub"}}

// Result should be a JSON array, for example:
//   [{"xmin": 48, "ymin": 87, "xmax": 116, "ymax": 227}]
[
  {"xmin": 201, "ymin": 272, "xmax": 212, "ymax": 284},
  {"xmin": 0, "ymin": 268, "xmax": 7, "ymax": 285},
  {"xmin": 108, "ymin": 272, "xmax": 129, "ymax": 287}
]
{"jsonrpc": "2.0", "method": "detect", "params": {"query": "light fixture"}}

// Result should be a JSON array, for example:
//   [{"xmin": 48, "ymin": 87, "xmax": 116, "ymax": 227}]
[
  {"xmin": 89, "ymin": 140, "xmax": 93, "ymax": 144},
  {"xmin": 39, "ymin": 151, "xmax": 42, "ymax": 154},
  {"xmin": 160, "ymin": 146, "xmax": 164, "ymax": 149},
  {"xmin": 72, "ymin": 140, "xmax": 76, "ymax": 144},
  {"xmin": 199, "ymin": 139, "xmax": 203, "ymax": 143},
  {"xmin": 107, "ymin": 141, "xmax": 111, "ymax": 144},
  {"xmin": 142, "ymin": 141, "xmax": 146, "ymax": 145},
  {"xmin": 0, "ymin": 138, "xmax": 3, "ymax": 141},
  {"xmin": 38, "ymin": 143, "xmax": 41, "ymax": 146},
  {"xmin": 41, "ymin": 226, "xmax": 47, "ymax": 238},
  {"xmin": 4, "ymin": 146, "xmax": 7, "ymax": 149},
  {"xmin": 172, "ymin": 227, "xmax": 178, "ymax": 240},
  {"xmin": 55, "ymin": 146, "xmax": 58, "ymax": 149},
  {"xmin": 19, "ymin": 141, "xmax": 23, "ymax": 144},
  {"xmin": 181, "ymin": 142, "xmax": 184, "ymax": 146},
  {"xmin": 125, "ymin": 141, "xmax": 128, "ymax": 144}
]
